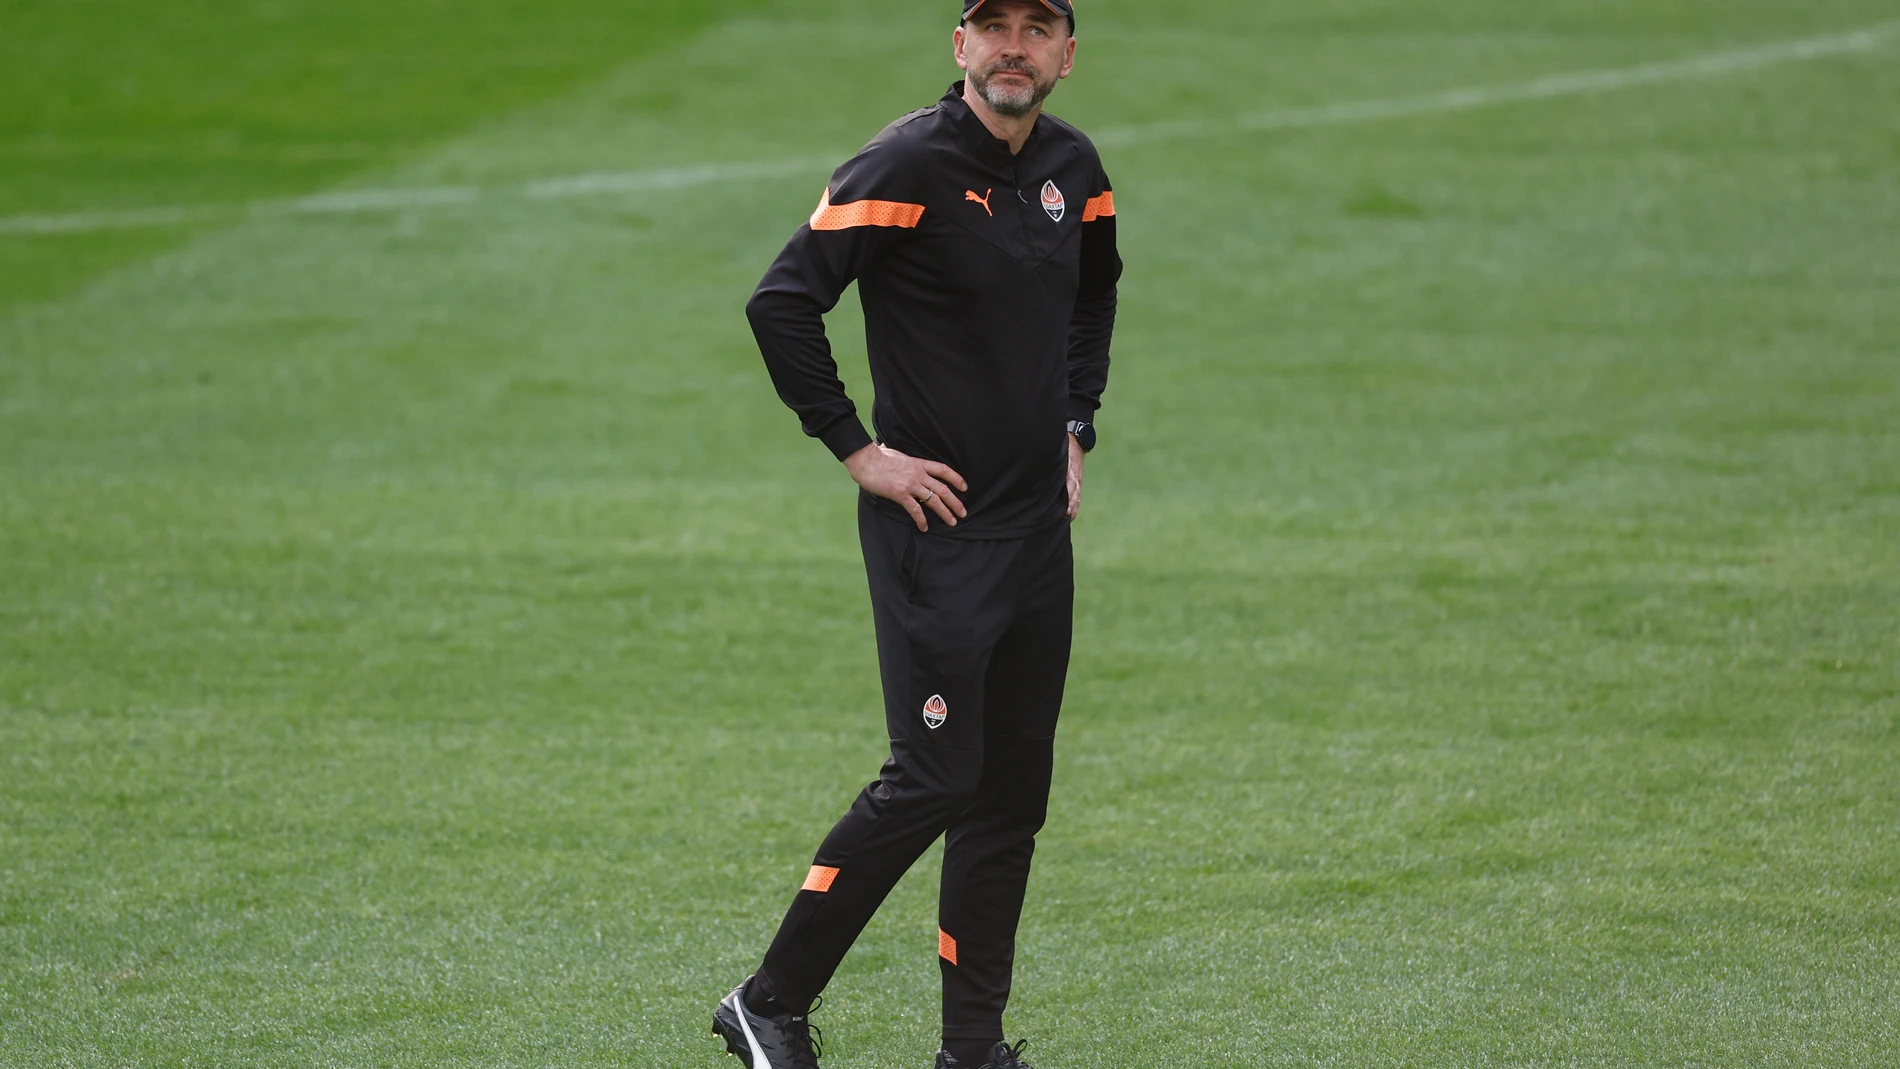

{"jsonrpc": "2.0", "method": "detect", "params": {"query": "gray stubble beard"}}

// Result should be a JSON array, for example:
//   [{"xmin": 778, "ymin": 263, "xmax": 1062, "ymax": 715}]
[{"xmin": 972, "ymin": 66, "xmax": 1055, "ymax": 118}]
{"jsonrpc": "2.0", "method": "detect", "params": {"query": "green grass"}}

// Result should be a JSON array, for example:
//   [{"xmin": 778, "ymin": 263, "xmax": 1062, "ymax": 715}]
[
  {"xmin": 0, "ymin": 0, "xmax": 759, "ymax": 311},
  {"xmin": 3, "ymin": 0, "xmax": 1898, "ymax": 1065}
]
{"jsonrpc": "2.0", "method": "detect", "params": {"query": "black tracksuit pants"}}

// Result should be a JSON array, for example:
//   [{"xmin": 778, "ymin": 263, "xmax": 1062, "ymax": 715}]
[{"xmin": 757, "ymin": 495, "xmax": 1074, "ymax": 1043}]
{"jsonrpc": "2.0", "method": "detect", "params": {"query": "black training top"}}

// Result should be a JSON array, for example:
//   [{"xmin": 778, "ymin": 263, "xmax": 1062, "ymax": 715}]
[{"xmin": 746, "ymin": 82, "xmax": 1122, "ymax": 538}]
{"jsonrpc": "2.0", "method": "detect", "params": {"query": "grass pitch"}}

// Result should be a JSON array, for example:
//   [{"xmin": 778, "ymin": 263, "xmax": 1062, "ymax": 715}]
[{"xmin": 3, "ymin": 1, "xmax": 1898, "ymax": 1066}]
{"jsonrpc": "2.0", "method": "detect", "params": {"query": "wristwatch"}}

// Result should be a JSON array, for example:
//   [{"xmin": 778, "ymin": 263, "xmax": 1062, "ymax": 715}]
[{"xmin": 1066, "ymin": 420, "xmax": 1096, "ymax": 453}]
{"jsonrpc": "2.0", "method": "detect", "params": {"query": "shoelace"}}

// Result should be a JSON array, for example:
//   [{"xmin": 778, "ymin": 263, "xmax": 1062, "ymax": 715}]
[
  {"xmin": 782, "ymin": 995, "xmax": 824, "ymax": 1069},
  {"xmin": 990, "ymin": 1039, "xmax": 1033, "ymax": 1069}
]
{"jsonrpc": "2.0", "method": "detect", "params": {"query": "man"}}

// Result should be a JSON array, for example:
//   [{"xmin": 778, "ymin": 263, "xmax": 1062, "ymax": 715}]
[{"xmin": 714, "ymin": 2, "xmax": 1119, "ymax": 1066}]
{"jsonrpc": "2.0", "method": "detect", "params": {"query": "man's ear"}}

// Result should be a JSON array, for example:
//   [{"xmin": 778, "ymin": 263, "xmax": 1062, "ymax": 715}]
[{"xmin": 953, "ymin": 25, "xmax": 971, "ymax": 72}]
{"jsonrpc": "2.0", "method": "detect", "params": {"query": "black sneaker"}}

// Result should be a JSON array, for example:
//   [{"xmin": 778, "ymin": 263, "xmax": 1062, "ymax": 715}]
[
  {"xmin": 934, "ymin": 1039, "xmax": 1036, "ymax": 1069},
  {"xmin": 712, "ymin": 978, "xmax": 825, "ymax": 1069}
]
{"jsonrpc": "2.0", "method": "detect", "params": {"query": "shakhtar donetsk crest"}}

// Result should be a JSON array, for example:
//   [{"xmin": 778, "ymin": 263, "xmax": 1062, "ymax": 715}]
[
  {"xmin": 1040, "ymin": 180, "xmax": 1066, "ymax": 222},
  {"xmin": 923, "ymin": 694, "xmax": 948, "ymax": 729}
]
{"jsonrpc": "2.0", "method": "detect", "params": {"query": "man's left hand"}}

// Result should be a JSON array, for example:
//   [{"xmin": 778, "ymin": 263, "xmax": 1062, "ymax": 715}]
[{"xmin": 1065, "ymin": 433, "xmax": 1085, "ymax": 519}]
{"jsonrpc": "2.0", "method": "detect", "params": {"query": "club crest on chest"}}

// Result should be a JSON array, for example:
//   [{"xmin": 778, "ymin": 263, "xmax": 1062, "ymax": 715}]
[{"xmin": 1040, "ymin": 180, "xmax": 1066, "ymax": 222}]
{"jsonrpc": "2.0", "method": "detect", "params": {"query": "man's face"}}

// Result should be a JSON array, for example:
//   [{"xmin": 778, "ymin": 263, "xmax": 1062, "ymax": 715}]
[{"xmin": 955, "ymin": 1, "xmax": 1077, "ymax": 118}]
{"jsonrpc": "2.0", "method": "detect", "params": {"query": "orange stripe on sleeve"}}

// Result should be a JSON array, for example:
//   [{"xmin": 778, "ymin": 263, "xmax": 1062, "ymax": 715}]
[
  {"xmin": 938, "ymin": 928, "xmax": 958, "ymax": 965},
  {"xmin": 809, "ymin": 189, "xmax": 926, "ymax": 231},
  {"xmin": 802, "ymin": 865, "xmax": 840, "ymax": 893},
  {"xmin": 1082, "ymin": 190, "xmax": 1115, "ymax": 222}
]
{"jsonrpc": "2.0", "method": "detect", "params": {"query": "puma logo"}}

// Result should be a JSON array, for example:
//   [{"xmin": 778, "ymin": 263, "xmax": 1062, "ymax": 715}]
[{"xmin": 964, "ymin": 188, "xmax": 993, "ymax": 217}]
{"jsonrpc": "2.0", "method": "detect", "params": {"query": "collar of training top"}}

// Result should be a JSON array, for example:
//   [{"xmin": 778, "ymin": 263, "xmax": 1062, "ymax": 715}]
[
  {"xmin": 963, "ymin": 0, "xmax": 1075, "ymax": 24},
  {"xmin": 942, "ymin": 82, "xmax": 1047, "ymax": 164}
]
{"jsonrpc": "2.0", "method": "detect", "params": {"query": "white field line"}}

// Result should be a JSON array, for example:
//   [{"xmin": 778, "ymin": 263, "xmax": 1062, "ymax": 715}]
[
  {"xmin": 1096, "ymin": 21, "xmax": 1900, "ymax": 146},
  {"xmin": 2, "ymin": 21, "xmax": 1894, "ymax": 238}
]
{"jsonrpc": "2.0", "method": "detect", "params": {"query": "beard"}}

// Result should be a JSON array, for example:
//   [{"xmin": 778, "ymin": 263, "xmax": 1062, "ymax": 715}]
[{"xmin": 972, "ymin": 61, "xmax": 1055, "ymax": 118}]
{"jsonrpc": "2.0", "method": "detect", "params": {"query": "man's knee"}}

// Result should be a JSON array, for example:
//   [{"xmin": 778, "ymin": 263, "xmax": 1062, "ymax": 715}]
[
  {"xmin": 887, "ymin": 739, "xmax": 986, "ymax": 815},
  {"xmin": 978, "ymin": 735, "xmax": 1055, "ymax": 827}
]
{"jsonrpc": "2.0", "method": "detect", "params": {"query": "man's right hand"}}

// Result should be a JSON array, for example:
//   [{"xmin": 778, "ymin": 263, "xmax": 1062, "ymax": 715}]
[{"xmin": 844, "ymin": 443, "xmax": 969, "ymax": 531}]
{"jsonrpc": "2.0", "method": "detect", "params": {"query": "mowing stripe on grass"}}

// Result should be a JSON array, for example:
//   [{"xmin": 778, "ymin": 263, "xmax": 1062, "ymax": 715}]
[{"xmin": 2, "ymin": 19, "xmax": 1894, "ymax": 238}]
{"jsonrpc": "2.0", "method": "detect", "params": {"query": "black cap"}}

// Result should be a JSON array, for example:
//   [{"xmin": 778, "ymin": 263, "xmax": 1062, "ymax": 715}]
[{"xmin": 963, "ymin": 0, "xmax": 1075, "ymax": 25}]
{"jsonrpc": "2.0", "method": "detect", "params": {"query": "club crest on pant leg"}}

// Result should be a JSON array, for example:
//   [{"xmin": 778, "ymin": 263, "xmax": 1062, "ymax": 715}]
[
  {"xmin": 923, "ymin": 694, "xmax": 948, "ymax": 729},
  {"xmin": 1040, "ymin": 180, "xmax": 1066, "ymax": 222}
]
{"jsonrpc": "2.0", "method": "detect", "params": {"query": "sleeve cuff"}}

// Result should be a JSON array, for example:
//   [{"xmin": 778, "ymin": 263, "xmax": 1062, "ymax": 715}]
[
  {"xmin": 818, "ymin": 418, "xmax": 875, "ymax": 461},
  {"xmin": 1067, "ymin": 397, "xmax": 1101, "ymax": 424}
]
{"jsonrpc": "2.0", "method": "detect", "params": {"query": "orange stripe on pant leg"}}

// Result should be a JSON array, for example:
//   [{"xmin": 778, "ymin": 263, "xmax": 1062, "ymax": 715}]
[
  {"xmin": 938, "ymin": 929, "xmax": 958, "ymax": 965},
  {"xmin": 809, "ymin": 188, "xmax": 926, "ymax": 231},
  {"xmin": 802, "ymin": 865, "xmax": 840, "ymax": 893}
]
